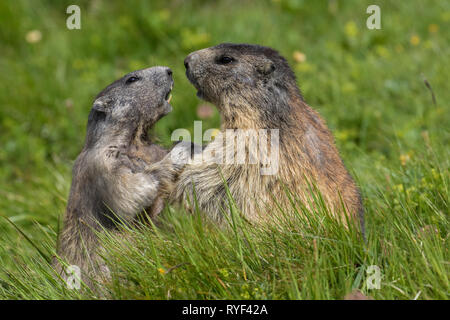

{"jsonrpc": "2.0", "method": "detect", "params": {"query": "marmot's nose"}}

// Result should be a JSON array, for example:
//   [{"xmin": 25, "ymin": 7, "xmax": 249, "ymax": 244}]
[
  {"xmin": 184, "ymin": 52, "xmax": 198, "ymax": 70},
  {"xmin": 166, "ymin": 67, "xmax": 173, "ymax": 77},
  {"xmin": 184, "ymin": 57, "xmax": 190, "ymax": 70}
]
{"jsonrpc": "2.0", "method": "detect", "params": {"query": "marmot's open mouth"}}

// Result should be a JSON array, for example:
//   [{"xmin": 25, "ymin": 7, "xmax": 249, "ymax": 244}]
[
  {"xmin": 186, "ymin": 70, "xmax": 204, "ymax": 100},
  {"xmin": 164, "ymin": 83, "xmax": 173, "ymax": 103},
  {"xmin": 165, "ymin": 91, "xmax": 172, "ymax": 103}
]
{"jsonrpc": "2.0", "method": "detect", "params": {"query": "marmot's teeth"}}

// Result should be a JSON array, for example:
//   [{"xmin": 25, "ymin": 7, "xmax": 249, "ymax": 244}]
[{"xmin": 167, "ymin": 93, "xmax": 172, "ymax": 103}]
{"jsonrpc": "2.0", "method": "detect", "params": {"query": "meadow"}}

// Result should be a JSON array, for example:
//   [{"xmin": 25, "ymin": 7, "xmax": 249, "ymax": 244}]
[{"xmin": 0, "ymin": 0, "xmax": 448, "ymax": 299}]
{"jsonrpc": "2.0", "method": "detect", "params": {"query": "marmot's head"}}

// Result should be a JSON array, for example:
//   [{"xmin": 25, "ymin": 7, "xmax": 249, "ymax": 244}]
[
  {"xmin": 184, "ymin": 43, "xmax": 302, "ymax": 124},
  {"xmin": 90, "ymin": 66, "xmax": 173, "ymax": 131}
]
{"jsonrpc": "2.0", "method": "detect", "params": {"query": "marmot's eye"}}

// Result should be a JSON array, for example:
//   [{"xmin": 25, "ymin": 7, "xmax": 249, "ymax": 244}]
[
  {"xmin": 217, "ymin": 56, "xmax": 234, "ymax": 65},
  {"xmin": 125, "ymin": 76, "xmax": 140, "ymax": 84}
]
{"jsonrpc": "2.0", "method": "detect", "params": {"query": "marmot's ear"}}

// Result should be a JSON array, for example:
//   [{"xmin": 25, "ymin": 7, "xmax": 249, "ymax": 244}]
[{"xmin": 257, "ymin": 59, "xmax": 275, "ymax": 76}]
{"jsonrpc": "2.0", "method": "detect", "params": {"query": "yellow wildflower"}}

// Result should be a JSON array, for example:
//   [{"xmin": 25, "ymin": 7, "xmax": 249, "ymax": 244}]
[
  {"xmin": 375, "ymin": 45, "xmax": 390, "ymax": 58},
  {"xmin": 399, "ymin": 153, "xmax": 411, "ymax": 166},
  {"xmin": 410, "ymin": 35, "xmax": 420, "ymax": 46},
  {"xmin": 345, "ymin": 21, "xmax": 358, "ymax": 38},
  {"xmin": 428, "ymin": 24, "xmax": 439, "ymax": 33},
  {"xmin": 25, "ymin": 30, "xmax": 42, "ymax": 43},
  {"xmin": 293, "ymin": 51, "xmax": 306, "ymax": 63},
  {"xmin": 406, "ymin": 186, "xmax": 416, "ymax": 197},
  {"xmin": 431, "ymin": 168, "xmax": 440, "ymax": 180}
]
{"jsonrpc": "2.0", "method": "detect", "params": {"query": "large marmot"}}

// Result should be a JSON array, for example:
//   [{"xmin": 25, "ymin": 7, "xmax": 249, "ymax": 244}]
[
  {"xmin": 174, "ymin": 43, "xmax": 364, "ymax": 233},
  {"xmin": 55, "ymin": 66, "xmax": 191, "ymax": 286}
]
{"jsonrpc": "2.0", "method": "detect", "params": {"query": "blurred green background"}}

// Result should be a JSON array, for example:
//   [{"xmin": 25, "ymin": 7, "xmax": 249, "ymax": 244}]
[{"xmin": 0, "ymin": 0, "xmax": 448, "ymax": 299}]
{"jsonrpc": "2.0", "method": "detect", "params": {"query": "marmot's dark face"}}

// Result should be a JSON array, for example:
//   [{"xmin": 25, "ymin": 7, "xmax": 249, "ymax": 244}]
[
  {"xmin": 184, "ymin": 43, "xmax": 300, "ymax": 117},
  {"xmin": 92, "ymin": 66, "xmax": 174, "ymax": 127}
]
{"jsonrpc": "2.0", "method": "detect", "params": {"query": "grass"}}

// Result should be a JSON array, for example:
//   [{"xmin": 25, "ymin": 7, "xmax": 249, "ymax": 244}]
[{"xmin": 0, "ymin": 0, "xmax": 448, "ymax": 299}]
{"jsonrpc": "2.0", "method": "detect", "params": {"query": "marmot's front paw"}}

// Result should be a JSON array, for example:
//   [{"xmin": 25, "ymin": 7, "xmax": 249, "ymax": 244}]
[{"xmin": 169, "ymin": 141, "xmax": 194, "ymax": 170}]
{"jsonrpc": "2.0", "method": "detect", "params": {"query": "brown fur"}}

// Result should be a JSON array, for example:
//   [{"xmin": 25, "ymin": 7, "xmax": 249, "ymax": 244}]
[{"xmin": 174, "ymin": 43, "xmax": 364, "ymax": 233}]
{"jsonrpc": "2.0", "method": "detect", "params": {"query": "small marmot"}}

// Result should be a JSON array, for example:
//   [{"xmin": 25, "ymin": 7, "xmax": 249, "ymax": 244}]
[
  {"xmin": 174, "ymin": 43, "xmax": 364, "ymax": 233},
  {"xmin": 55, "ymin": 66, "xmax": 191, "ymax": 285}
]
